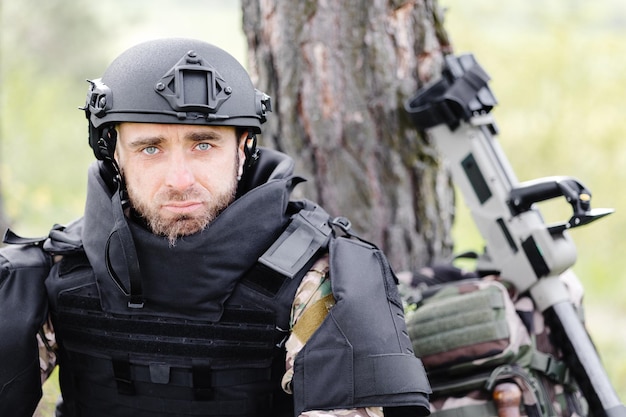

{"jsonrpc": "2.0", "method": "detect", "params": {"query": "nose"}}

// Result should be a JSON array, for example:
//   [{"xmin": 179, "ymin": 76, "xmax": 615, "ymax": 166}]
[{"xmin": 164, "ymin": 153, "xmax": 195, "ymax": 191}]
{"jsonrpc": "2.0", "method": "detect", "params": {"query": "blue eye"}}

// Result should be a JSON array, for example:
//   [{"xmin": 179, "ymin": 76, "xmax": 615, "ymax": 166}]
[
  {"xmin": 143, "ymin": 146, "xmax": 159, "ymax": 155},
  {"xmin": 196, "ymin": 143, "xmax": 212, "ymax": 151}
]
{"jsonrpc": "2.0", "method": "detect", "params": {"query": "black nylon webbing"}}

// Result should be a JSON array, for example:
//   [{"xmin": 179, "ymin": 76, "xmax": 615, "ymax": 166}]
[
  {"xmin": 57, "ymin": 309, "xmax": 274, "ymax": 342},
  {"xmin": 112, "ymin": 357, "xmax": 136, "ymax": 395},
  {"xmin": 105, "ymin": 184, "xmax": 144, "ymax": 308},
  {"xmin": 63, "ymin": 327, "xmax": 275, "ymax": 359}
]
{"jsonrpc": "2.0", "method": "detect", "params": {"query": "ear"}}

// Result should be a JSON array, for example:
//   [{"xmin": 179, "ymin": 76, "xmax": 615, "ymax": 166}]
[
  {"xmin": 237, "ymin": 131, "xmax": 247, "ymax": 179},
  {"xmin": 109, "ymin": 124, "xmax": 122, "ymax": 164}
]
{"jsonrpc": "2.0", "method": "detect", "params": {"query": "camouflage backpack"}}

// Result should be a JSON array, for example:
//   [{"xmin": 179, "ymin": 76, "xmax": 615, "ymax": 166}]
[{"xmin": 400, "ymin": 264, "xmax": 589, "ymax": 417}]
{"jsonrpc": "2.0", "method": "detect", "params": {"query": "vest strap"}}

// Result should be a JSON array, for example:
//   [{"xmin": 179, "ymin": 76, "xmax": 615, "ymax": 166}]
[
  {"xmin": 192, "ymin": 366, "xmax": 214, "ymax": 401},
  {"xmin": 105, "ymin": 184, "xmax": 144, "ymax": 308},
  {"xmin": 113, "ymin": 357, "xmax": 136, "ymax": 395},
  {"xmin": 259, "ymin": 205, "xmax": 332, "ymax": 278},
  {"xmin": 242, "ymin": 204, "xmax": 332, "ymax": 296},
  {"xmin": 2, "ymin": 228, "xmax": 46, "ymax": 245}
]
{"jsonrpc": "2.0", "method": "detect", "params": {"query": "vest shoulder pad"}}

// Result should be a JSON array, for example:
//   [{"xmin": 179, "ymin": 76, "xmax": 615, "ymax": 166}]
[{"xmin": 292, "ymin": 236, "xmax": 431, "ymax": 415}]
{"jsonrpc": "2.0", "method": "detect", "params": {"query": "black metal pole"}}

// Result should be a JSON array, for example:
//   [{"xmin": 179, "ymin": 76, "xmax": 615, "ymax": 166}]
[{"xmin": 544, "ymin": 301, "xmax": 626, "ymax": 417}]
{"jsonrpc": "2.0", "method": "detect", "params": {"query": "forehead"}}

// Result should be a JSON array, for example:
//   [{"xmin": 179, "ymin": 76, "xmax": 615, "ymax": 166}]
[{"xmin": 117, "ymin": 122, "xmax": 236, "ymax": 141}]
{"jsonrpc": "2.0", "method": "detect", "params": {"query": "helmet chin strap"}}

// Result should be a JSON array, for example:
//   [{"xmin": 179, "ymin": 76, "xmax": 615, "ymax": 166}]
[
  {"xmin": 243, "ymin": 132, "xmax": 260, "ymax": 172},
  {"xmin": 96, "ymin": 127, "xmax": 130, "ymax": 208}
]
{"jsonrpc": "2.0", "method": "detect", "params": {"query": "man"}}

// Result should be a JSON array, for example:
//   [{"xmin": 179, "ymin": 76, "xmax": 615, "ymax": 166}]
[{"xmin": 0, "ymin": 38, "xmax": 430, "ymax": 417}]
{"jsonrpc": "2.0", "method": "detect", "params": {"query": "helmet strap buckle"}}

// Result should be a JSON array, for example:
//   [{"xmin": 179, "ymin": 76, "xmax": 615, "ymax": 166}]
[{"xmin": 244, "ymin": 133, "xmax": 259, "ymax": 171}]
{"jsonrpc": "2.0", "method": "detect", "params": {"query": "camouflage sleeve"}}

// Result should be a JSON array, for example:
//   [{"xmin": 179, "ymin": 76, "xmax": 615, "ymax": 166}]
[
  {"xmin": 299, "ymin": 408, "xmax": 383, "ymax": 417},
  {"xmin": 281, "ymin": 253, "xmax": 385, "ymax": 417},
  {"xmin": 37, "ymin": 315, "xmax": 58, "ymax": 383}
]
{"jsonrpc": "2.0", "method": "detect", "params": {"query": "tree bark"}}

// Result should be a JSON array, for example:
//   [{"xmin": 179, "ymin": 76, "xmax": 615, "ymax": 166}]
[{"xmin": 241, "ymin": 0, "xmax": 455, "ymax": 271}]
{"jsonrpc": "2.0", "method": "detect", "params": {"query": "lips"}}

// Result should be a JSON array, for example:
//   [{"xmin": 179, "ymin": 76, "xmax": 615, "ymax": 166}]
[{"xmin": 161, "ymin": 201, "xmax": 204, "ymax": 215}]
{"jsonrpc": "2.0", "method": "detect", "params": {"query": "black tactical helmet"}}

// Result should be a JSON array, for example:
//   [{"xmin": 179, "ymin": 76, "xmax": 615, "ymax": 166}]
[{"xmin": 83, "ymin": 38, "xmax": 271, "ymax": 160}]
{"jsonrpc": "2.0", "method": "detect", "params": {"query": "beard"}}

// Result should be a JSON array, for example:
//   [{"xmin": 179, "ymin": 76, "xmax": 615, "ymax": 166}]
[{"xmin": 125, "ymin": 156, "xmax": 239, "ymax": 247}]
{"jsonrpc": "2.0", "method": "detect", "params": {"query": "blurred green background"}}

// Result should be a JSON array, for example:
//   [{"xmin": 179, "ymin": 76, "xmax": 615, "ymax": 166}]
[
  {"xmin": 441, "ymin": 0, "xmax": 626, "ymax": 401},
  {"xmin": 1, "ymin": 0, "xmax": 624, "ymax": 412}
]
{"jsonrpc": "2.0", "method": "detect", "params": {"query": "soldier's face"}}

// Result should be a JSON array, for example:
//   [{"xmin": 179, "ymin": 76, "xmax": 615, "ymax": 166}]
[{"xmin": 115, "ymin": 122, "xmax": 245, "ymax": 245}]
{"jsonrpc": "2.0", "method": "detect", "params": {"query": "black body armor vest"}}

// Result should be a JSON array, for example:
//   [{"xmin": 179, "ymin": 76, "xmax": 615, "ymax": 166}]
[
  {"xmin": 1, "ymin": 148, "xmax": 431, "ymax": 417},
  {"xmin": 45, "ymin": 149, "xmax": 330, "ymax": 417},
  {"xmin": 47, "ymin": 257, "xmax": 298, "ymax": 417}
]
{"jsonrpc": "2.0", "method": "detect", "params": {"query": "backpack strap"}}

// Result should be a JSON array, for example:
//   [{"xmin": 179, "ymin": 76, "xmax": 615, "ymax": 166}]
[{"xmin": 530, "ymin": 351, "xmax": 569, "ymax": 386}]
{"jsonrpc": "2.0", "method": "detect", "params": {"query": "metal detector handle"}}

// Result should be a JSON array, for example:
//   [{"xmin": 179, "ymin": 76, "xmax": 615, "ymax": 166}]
[
  {"xmin": 509, "ymin": 177, "xmax": 614, "ymax": 233},
  {"xmin": 509, "ymin": 177, "xmax": 589, "ymax": 213}
]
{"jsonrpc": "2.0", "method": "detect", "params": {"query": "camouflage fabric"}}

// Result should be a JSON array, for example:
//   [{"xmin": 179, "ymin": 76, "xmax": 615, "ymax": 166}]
[
  {"xmin": 298, "ymin": 409, "xmax": 383, "ymax": 417},
  {"xmin": 37, "ymin": 315, "xmax": 57, "ymax": 384},
  {"xmin": 281, "ymin": 254, "xmax": 332, "ymax": 394},
  {"xmin": 405, "ymin": 278, "xmax": 532, "ymax": 373},
  {"xmin": 510, "ymin": 269, "xmax": 588, "ymax": 417},
  {"xmin": 401, "ymin": 265, "xmax": 589, "ymax": 417},
  {"xmin": 282, "ymin": 253, "xmax": 382, "ymax": 417}
]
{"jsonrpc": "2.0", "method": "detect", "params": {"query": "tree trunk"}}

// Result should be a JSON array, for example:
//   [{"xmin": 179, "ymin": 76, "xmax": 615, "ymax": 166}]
[{"xmin": 241, "ymin": 0, "xmax": 455, "ymax": 271}]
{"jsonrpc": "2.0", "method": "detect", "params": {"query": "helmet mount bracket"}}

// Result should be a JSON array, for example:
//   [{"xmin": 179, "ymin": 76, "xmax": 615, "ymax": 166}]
[{"xmin": 155, "ymin": 50, "xmax": 232, "ymax": 116}]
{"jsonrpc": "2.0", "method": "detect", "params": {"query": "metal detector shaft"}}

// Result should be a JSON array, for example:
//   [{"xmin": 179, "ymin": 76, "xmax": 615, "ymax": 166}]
[
  {"xmin": 547, "ymin": 299, "xmax": 625, "ymax": 417},
  {"xmin": 405, "ymin": 53, "xmax": 624, "ymax": 417}
]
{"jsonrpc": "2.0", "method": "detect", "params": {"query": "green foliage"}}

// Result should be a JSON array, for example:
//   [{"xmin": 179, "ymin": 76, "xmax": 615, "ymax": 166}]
[
  {"xmin": 1, "ymin": 0, "xmax": 108, "ymax": 235},
  {"xmin": 1, "ymin": 0, "xmax": 107, "ymax": 78},
  {"xmin": 3, "ymin": 0, "xmax": 624, "ymax": 408},
  {"xmin": 442, "ymin": 0, "xmax": 626, "ymax": 399},
  {"xmin": 0, "ymin": 0, "xmax": 246, "ymax": 236},
  {"xmin": 1, "ymin": 66, "xmax": 93, "ymax": 235}
]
